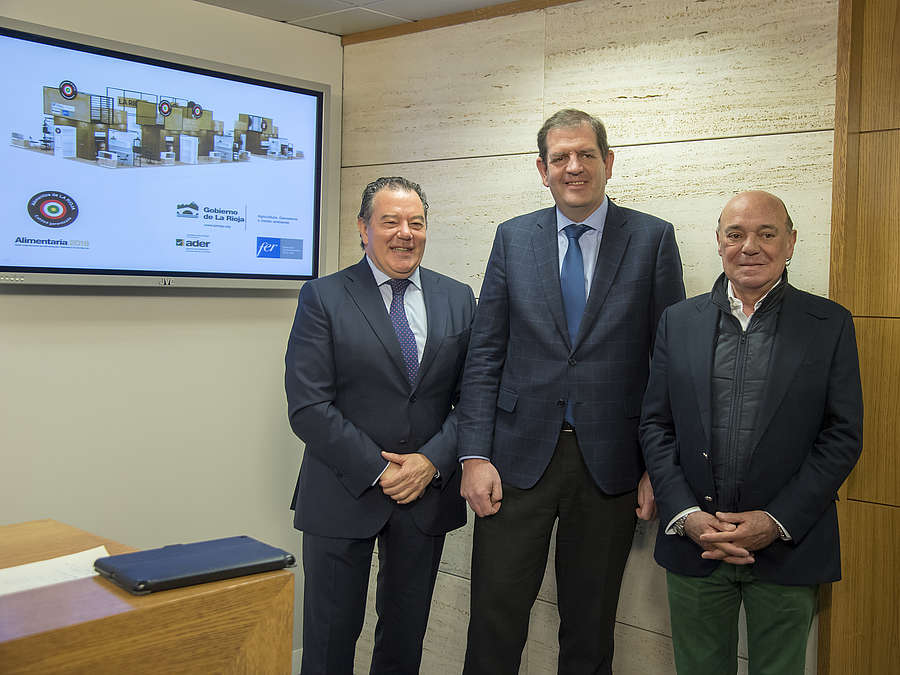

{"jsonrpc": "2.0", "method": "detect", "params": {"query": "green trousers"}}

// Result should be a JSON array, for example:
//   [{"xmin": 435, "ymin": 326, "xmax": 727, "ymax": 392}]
[{"xmin": 666, "ymin": 564, "xmax": 817, "ymax": 675}]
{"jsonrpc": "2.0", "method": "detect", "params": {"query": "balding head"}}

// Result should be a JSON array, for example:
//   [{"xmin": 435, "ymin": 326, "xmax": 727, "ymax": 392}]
[
  {"xmin": 718, "ymin": 190, "xmax": 793, "ymax": 232},
  {"xmin": 716, "ymin": 190, "xmax": 797, "ymax": 307}
]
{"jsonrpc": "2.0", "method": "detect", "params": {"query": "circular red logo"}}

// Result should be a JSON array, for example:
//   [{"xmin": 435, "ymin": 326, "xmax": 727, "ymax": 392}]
[
  {"xmin": 58, "ymin": 80, "xmax": 77, "ymax": 100},
  {"xmin": 28, "ymin": 191, "xmax": 79, "ymax": 228}
]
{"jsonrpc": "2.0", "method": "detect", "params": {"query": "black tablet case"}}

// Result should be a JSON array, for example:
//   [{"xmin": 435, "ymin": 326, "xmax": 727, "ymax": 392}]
[{"xmin": 94, "ymin": 535, "xmax": 296, "ymax": 595}]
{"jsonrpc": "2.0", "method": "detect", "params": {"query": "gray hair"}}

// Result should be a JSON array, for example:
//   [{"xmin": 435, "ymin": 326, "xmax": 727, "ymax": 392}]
[
  {"xmin": 537, "ymin": 109, "xmax": 610, "ymax": 162},
  {"xmin": 357, "ymin": 176, "xmax": 429, "ymax": 224}
]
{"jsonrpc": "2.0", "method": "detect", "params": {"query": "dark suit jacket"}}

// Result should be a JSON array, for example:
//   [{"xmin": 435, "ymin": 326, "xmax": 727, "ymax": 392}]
[
  {"xmin": 640, "ymin": 282, "xmax": 863, "ymax": 585},
  {"xmin": 285, "ymin": 258, "xmax": 476, "ymax": 539},
  {"xmin": 458, "ymin": 200, "xmax": 685, "ymax": 493}
]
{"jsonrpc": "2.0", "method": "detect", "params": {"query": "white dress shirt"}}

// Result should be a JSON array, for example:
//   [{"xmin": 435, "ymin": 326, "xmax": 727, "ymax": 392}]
[{"xmin": 366, "ymin": 257, "xmax": 427, "ymax": 362}]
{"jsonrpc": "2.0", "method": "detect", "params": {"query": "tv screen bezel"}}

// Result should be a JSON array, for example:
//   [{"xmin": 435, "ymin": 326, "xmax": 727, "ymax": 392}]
[{"xmin": 0, "ymin": 18, "xmax": 330, "ymax": 290}]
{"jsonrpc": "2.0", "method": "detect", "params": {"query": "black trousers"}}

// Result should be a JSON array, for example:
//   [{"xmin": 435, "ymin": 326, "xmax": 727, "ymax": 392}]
[
  {"xmin": 300, "ymin": 507, "xmax": 444, "ymax": 675},
  {"xmin": 463, "ymin": 430, "xmax": 637, "ymax": 675}
]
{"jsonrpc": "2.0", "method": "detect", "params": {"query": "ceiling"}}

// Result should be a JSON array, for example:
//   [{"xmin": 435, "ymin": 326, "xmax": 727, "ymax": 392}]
[{"xmin": 195, "ymin": 0, "xmax": 517, "ymax": 36}]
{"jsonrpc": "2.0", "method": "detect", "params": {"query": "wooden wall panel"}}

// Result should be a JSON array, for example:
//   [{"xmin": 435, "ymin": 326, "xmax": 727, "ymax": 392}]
[
  {"xmin": 822, "ymin": 500, "xmax": 900, "ymax": 675},
  {"xmin": 837, "ymin": 131, "xmax": 900, "ymax": 315},
  {"xmin": 849, "ymin": 318, "xmax": 900, "ymax": 506},
  {"xmin": 824, "ymin": 1, "xmax": 900, "ymax": 672},
  {"xmin": 859, "ymin": 0, "xmax": 900, "ymax": 131}
]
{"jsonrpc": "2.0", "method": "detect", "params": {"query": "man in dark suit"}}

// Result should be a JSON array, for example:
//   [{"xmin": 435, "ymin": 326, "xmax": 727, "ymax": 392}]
[
  {"xmin": 640, "ymin": 190, "xmax": 863, "ymax": 674},
  {"xmin": 457, "ymin": 109, "xmax": 685, "ymax": 674},
  {"xmin": 285, "ymin": 177, "xmax": 475, "ymax": 675}
]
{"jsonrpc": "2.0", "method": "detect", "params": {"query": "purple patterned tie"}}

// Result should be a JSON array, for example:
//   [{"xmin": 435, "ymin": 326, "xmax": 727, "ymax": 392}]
[{"xmin": 388, "ymin": 278, "xmax": 419, "ymax": 384}]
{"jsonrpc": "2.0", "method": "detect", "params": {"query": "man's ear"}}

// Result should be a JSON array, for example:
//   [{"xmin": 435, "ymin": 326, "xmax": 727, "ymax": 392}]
[
  {"xmin": 357, "ymin": 218, "xmax": 369, "ymax": 248},
  {"xmin": 536, "ymin": 157, "xmax": 550, "ymax": 188},
  {"xmin": 604, "ymin": 149, "xmax": 615, "ymax": 180}
]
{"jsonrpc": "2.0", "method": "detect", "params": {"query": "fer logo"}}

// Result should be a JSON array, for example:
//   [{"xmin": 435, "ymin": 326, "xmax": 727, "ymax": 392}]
[{"xmin": 257, "ymin": 237, "xmax": 280, "ymax": 258}]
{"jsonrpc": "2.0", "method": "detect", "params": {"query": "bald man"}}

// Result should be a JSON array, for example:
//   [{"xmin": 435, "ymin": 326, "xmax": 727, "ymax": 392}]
[{"xmin": 639, "ymin": 191, "xmax": 863, "ymax": 674}]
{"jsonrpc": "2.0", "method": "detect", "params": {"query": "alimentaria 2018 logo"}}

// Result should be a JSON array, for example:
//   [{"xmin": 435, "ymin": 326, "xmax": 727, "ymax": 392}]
[{"xmin": 27, "ymin": 191, "xmax": 79, "ymax": 228}]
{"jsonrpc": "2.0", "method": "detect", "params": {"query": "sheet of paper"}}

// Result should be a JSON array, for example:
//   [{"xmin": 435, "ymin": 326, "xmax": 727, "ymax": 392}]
[{"xmin": 0, "ymin": 545, "xmax": 110, "ymax": 597}]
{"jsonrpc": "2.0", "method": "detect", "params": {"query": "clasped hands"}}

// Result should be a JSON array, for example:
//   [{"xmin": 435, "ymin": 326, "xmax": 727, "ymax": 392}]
[
  {"xmin": 685, "ymin": 510, "xmax": 780, "ymax": 565},
  {"xmin": 379, "ymin": 451, "xmax": 436, "ymax": 504}
]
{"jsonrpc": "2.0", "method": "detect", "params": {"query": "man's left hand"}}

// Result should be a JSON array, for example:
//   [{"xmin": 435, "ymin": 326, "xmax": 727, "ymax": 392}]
[
  {"xmin": 699, "ymin": 510, "xmax": 779, "ymax": 560},
  {"xmin": 635, "ymin": 471, "xmax": 657, "ymax": 521},
  {"xmin": 379, "ymin": 451, "xmax": 436, "ymax": 504}
]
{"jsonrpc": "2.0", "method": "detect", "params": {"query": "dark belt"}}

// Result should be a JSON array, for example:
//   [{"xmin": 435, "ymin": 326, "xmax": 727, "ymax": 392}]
[{"xmin": 561, "ymin": 421, "xmax": 575, "ymax": 432}]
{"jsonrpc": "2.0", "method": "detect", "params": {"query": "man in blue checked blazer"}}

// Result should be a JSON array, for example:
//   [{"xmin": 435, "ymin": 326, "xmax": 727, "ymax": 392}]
[
  {"xmin": 285, "ymin": 177, "xmax": 475, "ymax": 675},
  {"xmin": 457, "ymin": 109, "xmax": 685, "ymax": 674}
]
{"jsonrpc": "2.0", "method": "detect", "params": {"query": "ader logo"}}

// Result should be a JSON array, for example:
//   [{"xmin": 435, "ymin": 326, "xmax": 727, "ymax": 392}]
[
  {"xmin": 27, "ymin": 191, "xmax": 79, "ymax": 228},
  {"xmin": 176, "ymin": 238, "xmax": 211, "ymax": 249}
]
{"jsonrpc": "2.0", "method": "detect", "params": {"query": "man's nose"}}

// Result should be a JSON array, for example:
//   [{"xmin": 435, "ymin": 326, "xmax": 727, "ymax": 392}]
[
  {"xmin": 566, "ymin": 153, "xmax": 583, "ymax": 172},
  {"xmin": 397, "ymin": 221, "xmax": 412, "ymax": 237},
  {"xmin": 741, "ymin": 234, "xmax": 760, "ymax": 253}
]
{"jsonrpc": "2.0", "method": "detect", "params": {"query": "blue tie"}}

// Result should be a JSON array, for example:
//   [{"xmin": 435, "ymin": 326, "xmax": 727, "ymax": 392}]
[
  {"xmin": 561, "ymin": 224, "xmax": 589, "ymax": 341},
  {"xmin": 561, "ymin": 224, "xmax": 589, "ymax": 426},
  {"xmin": 388, "ymin": 278, "xmax": 419, "ymax": 384}
]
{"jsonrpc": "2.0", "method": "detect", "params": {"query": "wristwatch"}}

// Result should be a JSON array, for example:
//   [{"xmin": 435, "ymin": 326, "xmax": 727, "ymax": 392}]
[{"xmin": 673, "ymin": 515, "xmax": 689, "ymax": 536}]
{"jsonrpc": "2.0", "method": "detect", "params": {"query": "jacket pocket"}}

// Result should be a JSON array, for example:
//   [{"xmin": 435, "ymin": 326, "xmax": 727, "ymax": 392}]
[{"xmin": 497, "ymin": 386, "xmax": 518, "ymax": 413}]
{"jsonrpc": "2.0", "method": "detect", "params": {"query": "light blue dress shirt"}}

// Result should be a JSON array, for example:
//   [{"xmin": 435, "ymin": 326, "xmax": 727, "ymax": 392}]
[{"xmin": 555, "ymin": 195, "xmax": 609, "ymax": 299}]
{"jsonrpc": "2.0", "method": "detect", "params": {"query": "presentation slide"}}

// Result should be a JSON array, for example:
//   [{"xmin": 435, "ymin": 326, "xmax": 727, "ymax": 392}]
[{"xmin": 1, "ymin": 28, "xmax": 322, "ymax": 281}]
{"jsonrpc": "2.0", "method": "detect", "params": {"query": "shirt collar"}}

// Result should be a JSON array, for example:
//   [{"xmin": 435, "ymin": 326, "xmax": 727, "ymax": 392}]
[
  {"xmin": 365, "ymin": 255, "xmax": 422, "ymax": 290},
  {"xmin": 727, "ymin": 277, "xmax": 781, "ymax": 313},
  {"xmin": 556, "ymin": 195, "xmax": 608, "ymax": 233}
]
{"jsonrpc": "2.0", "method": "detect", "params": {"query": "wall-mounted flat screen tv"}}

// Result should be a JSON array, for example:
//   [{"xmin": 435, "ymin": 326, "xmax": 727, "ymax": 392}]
[{"xmin": 0, "ymin": 24, "xmax": 325, "ymax": 288}]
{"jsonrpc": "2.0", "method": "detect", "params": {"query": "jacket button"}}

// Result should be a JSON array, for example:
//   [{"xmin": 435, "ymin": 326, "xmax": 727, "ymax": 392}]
[
  {"xmin": 399, "ymin": 439, "xmax": 408, "ymax": 445},
  {"xmin": 557, "ymin": 399, "xmax": 566, "ymax": 407},
  {"xmin": 701, "ymin": 451, "xmax": 709, "ymax": 459},
  {"xmin": 410, "ymin": 394, "xmax": 416, "ymax": 403},
  {"xmin": 704, "ymin": 495, "xmax": 713, "ymax": 502},
  {"xmin": 568, "ymin": 357, "xmax": 576, "ymax": 366}
]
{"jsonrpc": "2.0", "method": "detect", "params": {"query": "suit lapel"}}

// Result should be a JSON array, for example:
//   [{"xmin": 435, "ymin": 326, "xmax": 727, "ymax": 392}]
[
  {"xmin": 343, "ymin": 258, "xmax": 409, "ymax": 383},
  {"xmin": 532, "ymin": 208, "xmax": 570, "ymax": 347},
  {"xmin": 417, "ymin": 268, "xmax": 448, "ymax": 390},
  {"xmin": 576, "ymin": 200, "xmax": 630, "ymax": 348},
  {"xmin": 689, "ymin": 298, "xmax": 719, "ymax": 446},
  {"xmin": 748, "ymin": 286, "xmax": 815, "ymax": 455}
]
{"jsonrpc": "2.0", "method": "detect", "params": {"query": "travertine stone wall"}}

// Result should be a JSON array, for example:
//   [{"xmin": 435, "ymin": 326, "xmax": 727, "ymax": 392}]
[{"xmin": 340, "ymin": 1, "xmax": 837, "ymax": 672}]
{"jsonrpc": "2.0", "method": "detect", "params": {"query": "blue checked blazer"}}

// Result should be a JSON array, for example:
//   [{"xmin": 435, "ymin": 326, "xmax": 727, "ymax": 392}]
[{"xmin": 458, "ymin": 201, "xmax": 685, "ymax": 493}]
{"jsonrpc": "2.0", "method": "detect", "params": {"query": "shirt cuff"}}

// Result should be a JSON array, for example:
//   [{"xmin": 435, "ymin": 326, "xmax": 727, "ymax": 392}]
[
  {"xmin": 459, "ymin": 455, "xmax": 490, "ymax": 462},
  {"xmin": 665, "ymin": 506, "xmax": 701, "ymax": 535},
  {"xmin": 371, "ymin": 461, "xmax": 390, "ymax": 487},
  {"xmin": 764, "ymin": 511, "xmax": 792, "ymax": 541}
]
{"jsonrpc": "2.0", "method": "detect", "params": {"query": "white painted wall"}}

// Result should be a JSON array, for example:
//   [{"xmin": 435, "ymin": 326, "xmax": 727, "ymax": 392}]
[{"xmin": 0, "ymin": 0, "xmax": 342, "ymax": 658}]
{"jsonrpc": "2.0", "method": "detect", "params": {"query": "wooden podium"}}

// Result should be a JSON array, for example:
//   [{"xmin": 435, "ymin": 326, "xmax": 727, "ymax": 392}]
[{"xmin": 0, "ymin": 520, "xmax": 294, "ymax": 674}]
